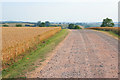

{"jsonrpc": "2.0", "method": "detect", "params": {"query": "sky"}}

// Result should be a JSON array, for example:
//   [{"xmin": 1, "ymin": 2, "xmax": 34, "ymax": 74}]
[{"xmin": 1, "ymin": 0, "xmax": 119, "ymax": 22}]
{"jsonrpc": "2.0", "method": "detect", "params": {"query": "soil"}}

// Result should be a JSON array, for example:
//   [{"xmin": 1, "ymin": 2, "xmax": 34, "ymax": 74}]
[{"xmin": 26, "ymin": 29, "xmax": 118, "ymax": 78}]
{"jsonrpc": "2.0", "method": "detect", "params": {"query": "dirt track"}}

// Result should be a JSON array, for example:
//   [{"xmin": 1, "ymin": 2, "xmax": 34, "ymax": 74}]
[{"xmin": 27, "ymin": 29, "xmax": 118, "ymax": 78}]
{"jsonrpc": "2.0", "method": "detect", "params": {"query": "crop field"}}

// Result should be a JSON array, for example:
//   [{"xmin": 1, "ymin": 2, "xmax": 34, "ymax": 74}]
[
  {"xmin": 1, "ymin": 27, "xmax": 61, "ymax": 67},
  {"xmin": 86, "ymin": 27, "xmax": 120, "ymax": 36},
  {"xmin": 0, "ymin": 23, "xmax": 35, "ymax": 27}
]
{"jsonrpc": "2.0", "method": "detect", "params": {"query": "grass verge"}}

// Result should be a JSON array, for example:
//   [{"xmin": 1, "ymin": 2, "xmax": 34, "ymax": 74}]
[
  {"xmin": 93, "ymin": 29, "xmax": 120, "ymax": 40},
  {"xmin": 2, "ymin": 29, "xmax": 69, "ymax": 78}
]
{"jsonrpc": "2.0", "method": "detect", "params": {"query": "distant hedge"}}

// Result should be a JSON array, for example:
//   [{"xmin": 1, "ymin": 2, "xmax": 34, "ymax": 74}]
[
  {"xmin": 3, "ymin": 25, "xmax": 9, "ymax": 27},
  {"xmin": 74, "ymin": 25, "xmax": 82, "ymax": 29},
  {"xmin": 16, "ymin": 24, "xmax": 22, "ymax": 27},
  {"xmin": 68, "ymin": 24, "xmax": 82, "ymax": 29}
]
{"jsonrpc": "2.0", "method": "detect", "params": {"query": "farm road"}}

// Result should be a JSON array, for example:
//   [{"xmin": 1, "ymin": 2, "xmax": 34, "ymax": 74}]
[{"xmin": 28, "ymin": 30, "xmax": 118, "ymax": 78}]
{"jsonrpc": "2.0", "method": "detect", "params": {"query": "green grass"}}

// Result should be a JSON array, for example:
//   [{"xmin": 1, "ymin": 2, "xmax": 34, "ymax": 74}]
[
  {"xmin": 2, "ymin": 29, "xmax": 69, "ymax": 78},
  {"xmin": 108, "ymin": 31, "xmax": 120, "ymax": 38}
]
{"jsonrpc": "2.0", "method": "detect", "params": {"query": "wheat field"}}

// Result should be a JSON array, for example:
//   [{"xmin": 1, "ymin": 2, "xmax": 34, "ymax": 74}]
[
  {"xmin": 1, "ymin": 27, "xmax": 61, "ymax": 65},
  {"xmin": 86, "ymin": 27, "xmax": 120, "ymax": 36}
]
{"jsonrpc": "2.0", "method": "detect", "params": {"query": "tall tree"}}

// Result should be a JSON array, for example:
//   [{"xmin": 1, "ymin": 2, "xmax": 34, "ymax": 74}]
[
  {"xmin": 101, "ymin": 18, "xmax": 114, "ymax": 27},
  {"xmin": 68, "ymin": 24, "xmax": 75, "ymax": 29},
  {"xmin": 37, "ymin": 21, "xmax": 41, "ymax": 27},
  {"xmin": 41, "ymin": 22, "xmax": 45, "ymax": 27},
  {"xmin": 45, "ymin": 21, "xmax": 50, "ymax": 27}
]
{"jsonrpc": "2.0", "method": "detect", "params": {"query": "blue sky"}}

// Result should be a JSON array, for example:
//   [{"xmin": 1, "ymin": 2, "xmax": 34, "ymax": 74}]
[{"xmin": 1, "ymin": 0, "xmax": 119, "ymax": 22}]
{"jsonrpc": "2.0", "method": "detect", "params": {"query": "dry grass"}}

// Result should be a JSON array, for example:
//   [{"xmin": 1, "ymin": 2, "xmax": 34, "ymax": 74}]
[
  {"xmin": 1, "ymin": 27, "xmax": 61, "ymax": 66},
  {"xmin": 86, "ymin": 27, "xmax": 120, "ymax": 36}
]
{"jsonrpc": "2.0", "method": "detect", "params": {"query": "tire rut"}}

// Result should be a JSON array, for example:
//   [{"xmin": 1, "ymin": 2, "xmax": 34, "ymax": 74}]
[{"xmin": 27, "ymin": 29, "xmax": 118, "ymax": 78}]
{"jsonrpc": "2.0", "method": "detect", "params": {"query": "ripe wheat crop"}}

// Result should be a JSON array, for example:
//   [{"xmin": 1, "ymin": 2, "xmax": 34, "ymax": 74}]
[
  {"xmin": 1, "ymin": 27, "xmax": 61, "ymax": 67},
  {"xmin": 86, "ymin": 27, "xmax": 120, "ymax": 36}
]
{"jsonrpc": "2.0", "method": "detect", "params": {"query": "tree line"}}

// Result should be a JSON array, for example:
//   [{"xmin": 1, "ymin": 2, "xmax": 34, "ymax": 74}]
[
  {"xmin": 2, "ymin": 18, "xmax": 115, "ymax": 28},
  {"xmin": 68, "ymin": 24, "xmax": 82, "ymax": 29},
  {"xmin": 37, "ymin": 21, "xmax": 50, "ymax": 27}
]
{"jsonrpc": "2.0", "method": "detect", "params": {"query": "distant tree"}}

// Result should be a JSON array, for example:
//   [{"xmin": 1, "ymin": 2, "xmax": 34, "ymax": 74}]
[
  {"xmin": 41, "ymin": 22, "xmax": 45, "ymax": 27},
  {"xmin": 74, "ymin": 25, "xmax": 82, "ymax": 29},
  {"xmin": 54, "ymin": 25, "xmax": 57, "ymax": 27},
  {"xmin": 101, "ymin": 18, "xmax": 114, "ymax": 27},
  {"xmin": 16, "ymin": 24, "xmax": 22, "ymax": 27},
  {"xmin": 45, "ymin": 21, "xmax": 50, "ymax": 27},
  {"xmin": 37, "ymin": 21, "xmax": 41, "ymax": 27},
  {"xmin": 3, "ymin": 24, "xmax": 9, "ymax": 27},
  {"xmin": 68, "ymin": 24, "xmax": 75, "ymax": 29},
  {"xmin": 25, "ymin": 25, "xmax": 30, "ymax": 27}
]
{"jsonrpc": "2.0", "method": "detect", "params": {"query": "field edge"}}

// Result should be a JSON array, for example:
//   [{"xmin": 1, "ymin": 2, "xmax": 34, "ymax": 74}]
[
  {"xmin": 91, "ymin": 29, "xmax": 120, "ymax": 40},
  {"xmin": 2, "ymin": 29, "xmax": 69, "ymax": 78}
]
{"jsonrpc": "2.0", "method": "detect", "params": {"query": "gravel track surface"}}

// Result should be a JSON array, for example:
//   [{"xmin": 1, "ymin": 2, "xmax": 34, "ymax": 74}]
[{"xmin": 27, "ymin": 30, "xmax": 118, "ymax": 78}]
